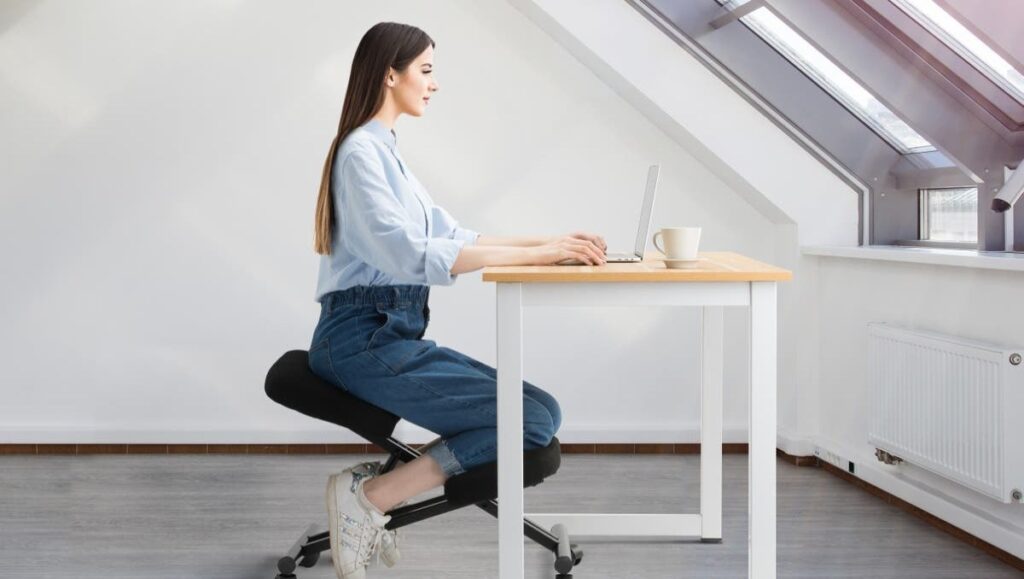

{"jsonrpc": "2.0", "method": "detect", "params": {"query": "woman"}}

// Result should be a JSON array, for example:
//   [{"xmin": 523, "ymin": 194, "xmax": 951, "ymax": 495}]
[{"xmin": 309, "ymin": 21, "xmax": 608, "ymax": 579}]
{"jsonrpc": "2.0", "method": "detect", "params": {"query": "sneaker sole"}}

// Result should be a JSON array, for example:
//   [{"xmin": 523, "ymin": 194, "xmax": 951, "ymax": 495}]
[{"xmin": 326, "ymin": 473, "xmax": 351, "ymax": 579}]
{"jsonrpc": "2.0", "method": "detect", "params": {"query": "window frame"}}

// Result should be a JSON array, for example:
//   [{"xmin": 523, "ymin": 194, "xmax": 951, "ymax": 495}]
[
  {"xmin": 717, "ymin": 0, "xmax": 936, "ymax": 155},
  {"xmin": 914, "ymin": 186, "xmax": 979, "ymax": 248},
  {"xmin": 890, "ymin": 0, "xmax": 1024, "ymax": 106}
]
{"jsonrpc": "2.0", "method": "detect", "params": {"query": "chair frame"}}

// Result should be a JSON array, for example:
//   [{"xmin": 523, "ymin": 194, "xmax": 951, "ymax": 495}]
[{"xmin": 272, "ymin": 425, "xmax": 582, "ymax": 579}]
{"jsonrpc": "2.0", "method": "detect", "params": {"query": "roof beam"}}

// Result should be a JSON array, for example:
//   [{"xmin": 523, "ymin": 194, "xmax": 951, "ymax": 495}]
[{"xmin": 709, "ymin": 0, "xmax": 765, "ymax": 30}]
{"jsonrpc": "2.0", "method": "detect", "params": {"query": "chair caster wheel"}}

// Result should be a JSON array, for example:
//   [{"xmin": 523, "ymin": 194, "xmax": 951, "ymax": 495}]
[
  {"xmin": 555, "ymin": 574, "xmax": 573, "ymax": 579},
  {"xmin": 275, "ymin": 554, "xmax": 297, "ymax": 577}
]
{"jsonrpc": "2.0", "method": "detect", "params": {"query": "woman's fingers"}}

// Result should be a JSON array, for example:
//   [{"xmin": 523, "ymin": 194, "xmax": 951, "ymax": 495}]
[
  {"xmin": 564, "ymin": 241, "xmax": 592, "ymax": 265},
  {"xmin": 569, "ymin": 239, "xmax": 604, "ymax": 264},
  {"xmin": 567, "ymin": 232, "xmax": 606, "ymax": 254},
  {"xmin": 570, "ymin": 238, "xmax": 601, "ymax": 255},
  {"xmin": 581, "ymin": 233, "xmax": 607, "ymax": 252}
]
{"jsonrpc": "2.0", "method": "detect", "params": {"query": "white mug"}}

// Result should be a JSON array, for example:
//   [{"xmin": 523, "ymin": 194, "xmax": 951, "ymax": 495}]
[{"xmin": 653, "ymin": 227, "xmax": 701, "ymax": 259}]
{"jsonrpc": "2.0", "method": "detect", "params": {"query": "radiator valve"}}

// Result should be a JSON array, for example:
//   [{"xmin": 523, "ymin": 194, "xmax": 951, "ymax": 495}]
[
  {"xmin": 1010, "ymin": 353, "xmax": 1022, "ymax": 366},
  {"xmin": 875, "ymin": 448, "xmax": 903, "ymax": 465},
  {"xmin": 1012, "ymin": 489, "xmax": 1022, "ymax": 503}
]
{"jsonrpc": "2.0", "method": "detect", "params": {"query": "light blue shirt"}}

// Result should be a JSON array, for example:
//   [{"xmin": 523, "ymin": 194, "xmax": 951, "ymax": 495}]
[{"xmin": 315, "ymin": 118, "xmax": 480, "ymax": 302}]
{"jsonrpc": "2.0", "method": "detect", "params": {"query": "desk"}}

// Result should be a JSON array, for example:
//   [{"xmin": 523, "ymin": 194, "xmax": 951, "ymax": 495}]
[{"xmin": 482, "ymin": 250, "xmax": 792, "ymax": 579}]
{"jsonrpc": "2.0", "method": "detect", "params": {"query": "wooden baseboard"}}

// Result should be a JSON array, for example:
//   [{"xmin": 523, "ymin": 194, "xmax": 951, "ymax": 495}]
[
  {"xmin": 817, "ymin": 461, "xmax": 1024, "ymax": 573},
  {"xmin": 3, "ymin": 442, "xmax": 1020, "ymax": 571},
  {"xmin": 776, "ymin": 447, "xmax": 820, "ymax": 466},
  {"xmin": 777, "ymin": 450, "xmax": 1023, "ymax": 572}
]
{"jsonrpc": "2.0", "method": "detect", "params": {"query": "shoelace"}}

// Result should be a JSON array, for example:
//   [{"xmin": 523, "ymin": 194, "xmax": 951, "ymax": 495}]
[
  {"xmin": 362, "ymin": 522, "xmax": 387, "ymax": 569},
  {"xmin": 357, "ymin": 459, "xmax": 401, "ymax": 565},
  {"xmin": 339, "ymin": 509, "xmax": 389, "ymax": 570}
]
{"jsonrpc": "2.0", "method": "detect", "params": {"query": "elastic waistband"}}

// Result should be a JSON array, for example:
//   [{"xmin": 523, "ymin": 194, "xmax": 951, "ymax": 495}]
[{"xmin": 322, "ymin": 284, "xmax": 430, "ymax": 310}]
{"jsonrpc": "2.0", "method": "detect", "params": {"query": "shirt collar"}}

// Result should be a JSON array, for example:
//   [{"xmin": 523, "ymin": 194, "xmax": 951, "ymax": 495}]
[{"xmin": 362, "ymin": 118, "xmax": 398, "ymax": 149}]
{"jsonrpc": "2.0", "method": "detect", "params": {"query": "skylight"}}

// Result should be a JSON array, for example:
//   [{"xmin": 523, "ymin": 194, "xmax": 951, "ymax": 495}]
[
  {"xmin": 721, "ymin": 0, "xmax": 936, "ymax": 154},
  {"xmin": 891, "ymin": 0, "xmax": 1024, "ymax": 105}
]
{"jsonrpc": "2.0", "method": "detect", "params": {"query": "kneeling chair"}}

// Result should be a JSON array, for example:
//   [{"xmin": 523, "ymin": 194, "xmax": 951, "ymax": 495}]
[{"xmin": 264, "ymin": 350, "xmax": 584, "ymax": 578}]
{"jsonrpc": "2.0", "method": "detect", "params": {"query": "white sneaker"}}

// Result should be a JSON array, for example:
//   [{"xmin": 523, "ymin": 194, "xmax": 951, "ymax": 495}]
[
  {"xmin": 361, "ymin": 460, "xmax": 405, "ymax": 568},
  {"xmin": 378, "ymin": 517, "xmax": 403, "ymax": 568},
  {"xmin": 326, "ymin": 464, "xmax": 392, "ymax": 579}
]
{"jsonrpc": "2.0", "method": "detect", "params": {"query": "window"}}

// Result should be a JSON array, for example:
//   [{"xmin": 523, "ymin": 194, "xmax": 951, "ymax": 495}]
[
  {"xmin": 891, "ymin": 0, "xmax": 1024, "ymax": 105},
  {"xmin": 720, "ymin": 0, "xmax": 936, "ymax": 154},
  {"xmin": 919, "ymin": 187, "xmax": 977, "ymax": 243}
]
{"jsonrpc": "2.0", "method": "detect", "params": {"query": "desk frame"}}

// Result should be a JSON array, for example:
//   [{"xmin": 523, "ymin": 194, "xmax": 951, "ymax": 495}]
[{"xmin": 496, "ymin": 281, "xmax": 777, "ymax": 579}]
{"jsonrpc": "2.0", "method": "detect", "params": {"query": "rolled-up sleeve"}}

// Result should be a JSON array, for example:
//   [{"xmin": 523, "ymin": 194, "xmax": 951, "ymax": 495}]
[
  {"xmin": 431, "ymin": 203, "xmax": 480, "ymax": 246},
  {"xmin": 338, "ymin": 147, "xmax": 466, "ymax": 286}
]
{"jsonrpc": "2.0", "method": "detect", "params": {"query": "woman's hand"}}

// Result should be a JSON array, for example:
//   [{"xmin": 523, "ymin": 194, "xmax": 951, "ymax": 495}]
[
  {"xmin": 529, "ymin": 232, "xmax": 608, "ymax": 265},
  {"xmin": 566, "ymin": 230, "xmax": 607, "ymax": 253}
]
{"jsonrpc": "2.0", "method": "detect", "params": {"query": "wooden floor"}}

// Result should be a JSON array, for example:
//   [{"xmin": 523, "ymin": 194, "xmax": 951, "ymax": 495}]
[{"xmin": 0, "ymin": 453, "xmax": 1017, "ymax": 578}]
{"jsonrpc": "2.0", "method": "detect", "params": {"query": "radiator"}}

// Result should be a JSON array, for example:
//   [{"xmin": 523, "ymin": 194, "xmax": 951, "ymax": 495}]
[{"xmin": 867, "ymin": 322, "xmax": 1024, "ymax": 503}]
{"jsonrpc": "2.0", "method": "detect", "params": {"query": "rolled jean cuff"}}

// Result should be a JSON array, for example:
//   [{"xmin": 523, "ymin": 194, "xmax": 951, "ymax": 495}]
[{"xmin": 423, "ymin": 438, "xmax": 466, "ymax": 478}]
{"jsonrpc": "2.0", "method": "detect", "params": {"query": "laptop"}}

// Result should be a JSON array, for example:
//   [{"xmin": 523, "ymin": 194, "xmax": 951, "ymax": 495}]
[{"xmin": 557, "ymin": 164, "xmax": 660, "ymax": 265}]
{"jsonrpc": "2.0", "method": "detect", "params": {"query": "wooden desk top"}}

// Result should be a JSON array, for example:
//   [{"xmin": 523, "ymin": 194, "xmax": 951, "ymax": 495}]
[{"xmin": 481, "ymin": 251, "xmax": 792, "ymax": 283}]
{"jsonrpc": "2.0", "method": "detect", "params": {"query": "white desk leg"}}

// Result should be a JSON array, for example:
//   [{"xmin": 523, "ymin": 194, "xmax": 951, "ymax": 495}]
[
  {"xmin": 749, "ymin": 282, "xmax": 777, "ymax": 578},
  {"xmin": 496, "ymin": 283, "xmax": 524, "ymax": 579},
  {"xmin": 701, "ymin": 306, "xmax": 724, "ymax": 542}
]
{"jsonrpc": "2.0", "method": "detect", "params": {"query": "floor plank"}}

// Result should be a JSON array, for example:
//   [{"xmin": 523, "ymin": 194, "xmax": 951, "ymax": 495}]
[{"xmin": 0, "ymin": 454, "xmax": 1016, "ymax": 578}]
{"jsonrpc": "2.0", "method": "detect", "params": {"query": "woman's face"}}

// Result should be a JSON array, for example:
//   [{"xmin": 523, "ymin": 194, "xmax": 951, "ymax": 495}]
[{"xmin": 387, "ymin": 45, "xmax": 438, "ymax": 117}]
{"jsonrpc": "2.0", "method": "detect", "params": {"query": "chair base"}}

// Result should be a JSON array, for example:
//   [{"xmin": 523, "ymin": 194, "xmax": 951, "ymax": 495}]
[{"xmin": 273, "ymin": 437, "xmax": 583, "ymax": 578}]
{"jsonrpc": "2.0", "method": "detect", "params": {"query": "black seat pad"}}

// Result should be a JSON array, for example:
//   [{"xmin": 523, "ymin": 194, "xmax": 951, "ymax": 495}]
[
  {"xmin": 265, "ymin": 350, "xmax": 401, "ymax": 441},
  {"xmin": 444, "ymin": 437, "xmax": 560, "ymax": 508},
  {"xmin": 265, "ymin": 349, "xmax": 561, "ymax": 507}
]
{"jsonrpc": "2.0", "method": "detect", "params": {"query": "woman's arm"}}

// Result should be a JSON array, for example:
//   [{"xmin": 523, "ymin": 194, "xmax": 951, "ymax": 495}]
[
  {"xmin": 450, "ymin": 245, "xmax": 537, "ymax": 275},
  {"xmin": 475, "ymin": 235, "xmax": 552, "ymax": 247},
  {"xmin": 450, "ymin": 233, "xmax": 608, "ymax": 275}
]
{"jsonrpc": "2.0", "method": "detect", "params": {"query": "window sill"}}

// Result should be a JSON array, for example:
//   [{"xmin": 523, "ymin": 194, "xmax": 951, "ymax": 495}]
[{"xmin": 801, "ymin": 245, "xmax": 1024, "ymax": 273}]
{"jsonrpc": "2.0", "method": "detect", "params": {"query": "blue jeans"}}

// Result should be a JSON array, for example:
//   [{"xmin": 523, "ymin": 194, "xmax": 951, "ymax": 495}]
[{"xmin": 308, "ymin": 284, "xmax": 562, "ymax": 478}]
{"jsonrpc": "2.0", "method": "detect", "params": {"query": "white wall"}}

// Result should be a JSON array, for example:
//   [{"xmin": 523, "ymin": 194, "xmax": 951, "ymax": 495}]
[
  {"xmin": 806, "ymin": 255, "xmax": 1024, "ymax": 557},
  {"xmin": 511, "ymin": 0, "xmax": 861, "ymax": 248},
  {"xmin": 0, "ymin": 0, "xmax": 774, "ymax": 444}
]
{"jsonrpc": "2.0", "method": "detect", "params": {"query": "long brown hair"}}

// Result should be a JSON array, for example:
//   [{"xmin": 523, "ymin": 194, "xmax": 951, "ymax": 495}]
[{"xmin": 314, "ymin": 22, "xmax": 435, "ymax": 255}]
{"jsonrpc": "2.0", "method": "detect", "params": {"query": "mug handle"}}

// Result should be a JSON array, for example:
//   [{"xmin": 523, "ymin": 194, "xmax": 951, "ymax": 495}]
[{"xmin": 653, "ymin": 231, "xmax": 664, "ymax": 255}]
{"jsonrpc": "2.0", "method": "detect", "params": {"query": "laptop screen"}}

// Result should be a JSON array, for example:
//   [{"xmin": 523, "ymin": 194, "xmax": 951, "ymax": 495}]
[{"xmin": 633, "ymin": 165, "xmax": 660, "ymax": 257}]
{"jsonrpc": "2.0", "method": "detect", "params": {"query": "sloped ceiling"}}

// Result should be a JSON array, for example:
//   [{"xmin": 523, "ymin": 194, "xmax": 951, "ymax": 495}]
[
  {"xmin": 510, "ymin": 0, "xmax": 861, "ymax": 246},
  {"xmin": 847, "ymin": 0, "xmax": 1024, "ymax": 134},
  {"xmin": 937, "ymin": 0, "xmax": 1024, "ymax": 73}
]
